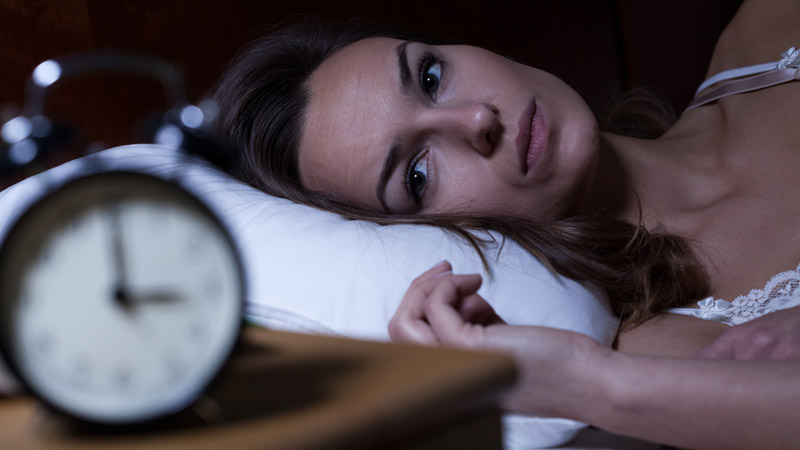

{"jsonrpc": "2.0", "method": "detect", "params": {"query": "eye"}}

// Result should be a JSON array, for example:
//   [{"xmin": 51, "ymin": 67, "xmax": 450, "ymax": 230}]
[
  {"xmin": 418, "ymin": 53, "xmax": 442, "ymax": 99},
  {"xmin": 405, "ymin": 151, "xmax": 428, "ymax": 202}
]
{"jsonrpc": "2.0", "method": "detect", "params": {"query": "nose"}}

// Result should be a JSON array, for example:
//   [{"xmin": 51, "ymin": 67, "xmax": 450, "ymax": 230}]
[{"xmin": 421, "ymin": 102, "xmax": 500, "ymax": 155}]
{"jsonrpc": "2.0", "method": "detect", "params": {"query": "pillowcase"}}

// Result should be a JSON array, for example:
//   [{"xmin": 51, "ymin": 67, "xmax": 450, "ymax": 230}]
[{"xmin": 0, "ymin": 144, "xmax": 619, "ymax": 448}]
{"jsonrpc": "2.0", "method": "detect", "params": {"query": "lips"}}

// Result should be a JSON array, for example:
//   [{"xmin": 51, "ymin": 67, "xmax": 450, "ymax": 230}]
[{"xmin": 516, "ymin": 99, "xmax": 547, "ymax": 175}]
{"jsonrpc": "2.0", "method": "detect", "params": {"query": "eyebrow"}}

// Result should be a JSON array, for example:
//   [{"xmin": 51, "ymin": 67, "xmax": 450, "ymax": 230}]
[
  {"xmin": 376, "ymin": 139, "xmax": 402, "ymax": 213},
  {"xmin": 376, "ymin": 41, "xmax": 414, "ymax": 212},
  {"xmin": 395, "ymin": 40, "xmax": 413, "ymax": 94}
]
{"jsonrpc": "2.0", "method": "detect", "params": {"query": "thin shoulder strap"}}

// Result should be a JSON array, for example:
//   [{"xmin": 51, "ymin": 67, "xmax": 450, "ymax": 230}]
[{"xmin": 684, "ymin": 47, "xmax": 800, "ymax": 113}]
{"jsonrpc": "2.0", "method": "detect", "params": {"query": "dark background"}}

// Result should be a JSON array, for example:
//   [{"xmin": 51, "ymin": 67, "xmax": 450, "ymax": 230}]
[{"xmin": 0, "ymin": 0, "xmax": 742, "ymax": 187}]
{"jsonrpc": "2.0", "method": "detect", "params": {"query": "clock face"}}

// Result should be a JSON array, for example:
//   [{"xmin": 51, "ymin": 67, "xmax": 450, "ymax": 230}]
[{"xmin": 0, "ymin": 172, "xmax": 243, "ymax": 424}]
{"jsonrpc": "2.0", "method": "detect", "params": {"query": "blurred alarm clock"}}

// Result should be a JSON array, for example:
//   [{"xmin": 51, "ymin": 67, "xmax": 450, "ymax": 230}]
[{"xmin": 0, "ymin": 54, "xmax": 245, "ymax": 426}]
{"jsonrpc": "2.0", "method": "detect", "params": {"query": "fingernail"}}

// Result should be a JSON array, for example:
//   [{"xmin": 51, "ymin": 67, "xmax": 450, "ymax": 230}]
[
  {"xmin": 432, "ymin": 260, "xmax": 449, "ymax": 269},
  {"xmin": 434, "ymin": 270, "xmax": 453, "ymax": 278}
]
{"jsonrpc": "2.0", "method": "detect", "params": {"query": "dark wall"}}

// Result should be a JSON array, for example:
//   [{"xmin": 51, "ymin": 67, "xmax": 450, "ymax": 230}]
[{"xmin": 0, "ymin": 0, "xmax": 741, "ymax": 185}]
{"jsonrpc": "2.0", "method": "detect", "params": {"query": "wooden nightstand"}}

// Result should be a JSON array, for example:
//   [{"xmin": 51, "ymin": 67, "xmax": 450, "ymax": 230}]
[{"xmin": 0, "ymin": 327, "xmax": 516, "ymax": 449}]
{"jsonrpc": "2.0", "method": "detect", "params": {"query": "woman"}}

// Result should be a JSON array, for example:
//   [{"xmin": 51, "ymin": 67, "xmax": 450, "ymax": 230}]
[{"xmin": 214, "ymin": 1, "xmax": 800, "ymax": 448}]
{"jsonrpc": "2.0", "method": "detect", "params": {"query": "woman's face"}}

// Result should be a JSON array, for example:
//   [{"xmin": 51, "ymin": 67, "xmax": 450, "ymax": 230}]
[{"xmin": 298, "ymin": 37, "xmax": 599, "ymax": 219}]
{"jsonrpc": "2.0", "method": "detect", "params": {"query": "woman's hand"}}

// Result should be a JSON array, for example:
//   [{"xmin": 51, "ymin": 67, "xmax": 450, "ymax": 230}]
[
  {"xmin": 388, "ymin": 260, "xmax": 505, "ymax": 346},
  {"xmin": 696, "ymin": 305, "xmax": 800, "ymax": 359},
  {"xmin": 389, "ymin": 260, "xmax": 609, "ymax": 419}
]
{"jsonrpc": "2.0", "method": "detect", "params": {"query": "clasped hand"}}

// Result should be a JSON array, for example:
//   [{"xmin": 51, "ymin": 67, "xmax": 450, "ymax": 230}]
[{"xmin": 388, "ymin": 260, "xmax": 607, "ymax": 418}]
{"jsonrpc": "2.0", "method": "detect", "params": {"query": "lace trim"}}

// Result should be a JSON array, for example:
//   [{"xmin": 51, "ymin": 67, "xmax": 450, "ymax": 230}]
[{"xmin": 666, "ymin": 261, "xmax": 800, "ymax": 326}]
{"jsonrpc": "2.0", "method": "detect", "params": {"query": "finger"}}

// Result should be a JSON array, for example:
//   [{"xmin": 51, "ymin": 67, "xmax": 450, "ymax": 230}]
[
  {"xmin": 771, "ymin": 344, "xmax": 800, "ymax": 360},
  {"xmin": 423, "ymin": 274, "xmax": 485, "ymax": 346},
  {"xmin": 413, "ymin": 260, "xmax": 452, "ymax": 284},
  {"xmin": 390, "ymin": 289, "xmax": 439, "ymax": 344},
  {"xmin": 428, "ymin": 273, "xmax": 483, "ymax": 305},
  {"xmin": 393, "ymin": 273, "xmax": 480, "ymax": 343},
  {"xmin": 394, "ymin": 261, "xmax": 449, "ymax": 311},
  {"xmin": 737, "ymin": 331, "xmax": 780, "ymax": 360},
  {"xmin": 458, "ymin": 293, "xmax": 505, "ymax": 326},
  {"xmin": 395, "ymin": 272, "xmax": 453, "ymax": 323},
  {"xmin": 390, "ymin": 267, "xmax": 482, "ymax": 346},
  {"xmin": 389, "ymin": 261, "xmax": 453, "ymax": 345},
  {"xmin": 388, "ymin": 313, "xmax": 438, "ymax": 344},
  {"xmin": 694, "ymin": 335, "xmax": 735, "ymax": 359},
  {"xmin": 395, "ymin": 261, "xmax": 453, "ymax": 317}
]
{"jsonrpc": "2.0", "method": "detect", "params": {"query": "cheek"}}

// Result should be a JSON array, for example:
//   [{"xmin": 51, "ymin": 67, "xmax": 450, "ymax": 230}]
[
  {"xmin": 434, "ymin": 175, "xmax": 526, "ymax": 216},
  {"xmin": 448, "ymin": 49, "xmax": 526, "ymax": 92}
]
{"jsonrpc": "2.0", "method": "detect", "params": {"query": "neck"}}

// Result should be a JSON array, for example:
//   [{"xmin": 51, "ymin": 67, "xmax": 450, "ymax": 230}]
[
  {"xmin": 578, "ymin": 121, "xmax": 734, "ymax": 230},
  {"xmin": 575, "ymin": 132, "xmax": 638, "ymax": 221}
]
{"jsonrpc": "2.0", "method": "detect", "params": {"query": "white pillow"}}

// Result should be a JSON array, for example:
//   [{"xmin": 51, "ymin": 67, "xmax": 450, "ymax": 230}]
[{"xmin": 0, "ymin": 144, "xmax": 619, "ymax": 448}]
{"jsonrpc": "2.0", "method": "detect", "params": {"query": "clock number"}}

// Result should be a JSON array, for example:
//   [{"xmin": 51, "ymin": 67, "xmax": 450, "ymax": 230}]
[
  {"xmin": 189, "ymin": 321, "xmax": 209, "ymax": 344},
  {"xmin": 165, "ymin": 355, "xmax": 187, "ymax": 382},
  {"xmin": 185, "ymin": 234, "xmax": 204, "ymax": 259},
  {"xmin": 113, "ymin": 367, "xmax": 133, "ymax": 390},
  {"xmin": 70, "ymin": 357, "xmax": 91, "ymax": 388},
  {"xmin": 203, "ymin": 278, "xmax": 220, "ymax": 301},
  {"xmin": 34, "ymin": 331, "xmax": 54, "ymax": 355}
]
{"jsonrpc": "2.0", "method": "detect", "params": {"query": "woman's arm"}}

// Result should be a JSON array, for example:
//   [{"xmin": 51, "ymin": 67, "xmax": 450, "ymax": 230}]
[
  {"xmin": 705, "ymin": 0, "xmax": 800, "ymax": 78},
  {"xmin": 562, "ymin": 338, "xmax": 800, "ymax": 450},
  {"xmin": 390, "ymin": 263, "xmax": 800, "ymax": 450}
]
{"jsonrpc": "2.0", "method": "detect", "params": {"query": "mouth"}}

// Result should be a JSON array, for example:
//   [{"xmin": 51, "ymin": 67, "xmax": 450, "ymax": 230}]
[{"xmin": 516, "ymin": 99, "xmax": 547, "ymax": 175}]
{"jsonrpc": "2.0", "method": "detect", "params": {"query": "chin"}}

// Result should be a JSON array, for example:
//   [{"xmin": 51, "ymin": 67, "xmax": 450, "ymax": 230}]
[{"xmin": 551, "ymin": 118, "xmax": 600, "ymax": 218}]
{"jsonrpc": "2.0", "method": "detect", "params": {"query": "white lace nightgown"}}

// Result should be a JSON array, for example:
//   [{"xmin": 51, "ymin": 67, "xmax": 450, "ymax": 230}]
[
  {"xmin": 669, "ymin": 48, "xmax": 800, "ymax": 325},
  {"xmin": 665, "ymin": 262, "xmax": 800, "ymax": 325}
]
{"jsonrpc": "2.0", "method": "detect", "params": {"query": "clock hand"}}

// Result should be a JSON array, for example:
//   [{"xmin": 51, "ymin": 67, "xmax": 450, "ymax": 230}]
[
  {"xmin": 106, "ymin": 205, "xmax": 182, "ymax": 309},
  {"xmin": 127, "ymin": 290, "xmax": 183, "ymax": 304},
  {"xmin": 107, "ymin": 203, "xmax": 132, "ymax": 308}
]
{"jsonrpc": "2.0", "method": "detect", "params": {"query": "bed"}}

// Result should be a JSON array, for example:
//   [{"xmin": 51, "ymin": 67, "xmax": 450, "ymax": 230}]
[{"xmin": 0, "ymin": 143, "xmax": 628, "ymax": 448}]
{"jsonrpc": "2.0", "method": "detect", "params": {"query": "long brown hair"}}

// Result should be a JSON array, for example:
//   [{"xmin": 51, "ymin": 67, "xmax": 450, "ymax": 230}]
[{"xmin": 212, "ymin": 19, "xmax": 708, "ymax": 329}]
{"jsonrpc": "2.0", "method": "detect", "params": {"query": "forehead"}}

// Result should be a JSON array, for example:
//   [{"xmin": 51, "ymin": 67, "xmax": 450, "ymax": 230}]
[{"xmin": 298, "ymin": 37, "xmax": 402, "ymax": 209}]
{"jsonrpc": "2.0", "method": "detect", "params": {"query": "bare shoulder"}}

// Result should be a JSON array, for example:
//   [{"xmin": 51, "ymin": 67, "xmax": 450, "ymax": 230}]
[
  {"xmin": 681, "ymin": 0, "xmax": 800, "ymax": 153},
  {"xmin": 705, "ymin": 0, "xmax": 800, "ymax": 77},
  {"xmin": 615, "ymin": 314, "xmax": 728, "ymax": 358}
]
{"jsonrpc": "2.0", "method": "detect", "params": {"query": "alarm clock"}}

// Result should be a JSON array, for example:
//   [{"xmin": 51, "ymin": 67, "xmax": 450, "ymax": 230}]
[{"xmin": 0, "ymin": 54, "xmax": 245, "ymax": 426}]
